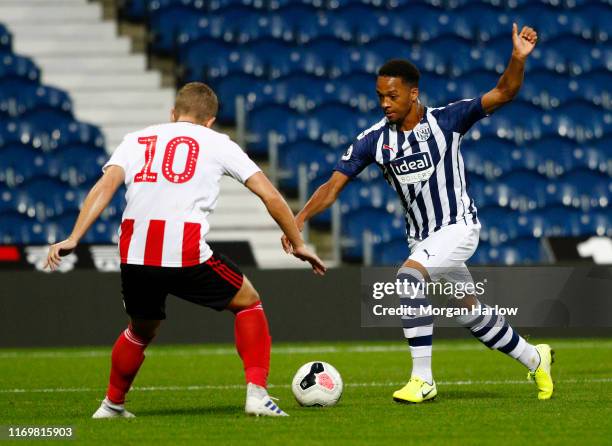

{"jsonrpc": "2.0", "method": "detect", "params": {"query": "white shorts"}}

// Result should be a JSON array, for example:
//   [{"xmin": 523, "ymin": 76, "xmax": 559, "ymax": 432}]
[{"xmin": 408, "ymin": 221, "xmax": 480, "ymax": 283}]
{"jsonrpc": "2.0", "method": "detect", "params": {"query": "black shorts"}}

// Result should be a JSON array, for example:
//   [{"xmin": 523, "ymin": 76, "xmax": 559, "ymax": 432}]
[{"xmin": 120, "ymin": 252, "xmax": 244, "ymax": 320}]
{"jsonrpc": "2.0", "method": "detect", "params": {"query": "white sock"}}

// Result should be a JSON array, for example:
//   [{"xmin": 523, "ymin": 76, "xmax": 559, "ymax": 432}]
[
  {"xmin": 411, "ymin": 356, "xmax": 433, "ymax": 384},
  {"xmin": 103, "ymin": 397, "xmax": 125, "ymax": 410},
  {"xmin": 517, "ymin": 343, "xmax": 541, "ymax": 372},
  {"xmin": 247, "ymin": 382, "xmax": 268, "ymax": 399}
]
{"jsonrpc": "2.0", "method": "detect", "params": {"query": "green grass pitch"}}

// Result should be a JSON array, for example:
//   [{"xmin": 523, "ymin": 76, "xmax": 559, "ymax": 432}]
[{"xmin": 1, "ymin": 338, "xmax": 611, "ymax": 445}]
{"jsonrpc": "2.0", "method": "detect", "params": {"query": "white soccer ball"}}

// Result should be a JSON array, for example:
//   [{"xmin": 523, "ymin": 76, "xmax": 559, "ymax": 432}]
[{"xmin": 291, "ymin": 361, "xmax": 343, "ymax": 407}]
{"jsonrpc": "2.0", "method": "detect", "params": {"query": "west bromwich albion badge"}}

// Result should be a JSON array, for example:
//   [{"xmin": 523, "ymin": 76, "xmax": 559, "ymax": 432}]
[{"xmin": 414, "ymin": 123, "xmax": 431, "ymax": 142}]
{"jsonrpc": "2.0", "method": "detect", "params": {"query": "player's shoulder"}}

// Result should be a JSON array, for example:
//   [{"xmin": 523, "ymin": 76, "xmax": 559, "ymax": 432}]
[
  {"xmin": 353, "ymin": 117, "xmax": 387, "ymax": 148},
  {"xmin": 428, "ymin": 97, "xmax": 484, "ymax": 118},
  {"xmin": 122, "ymin": 122, "xmax": 233, "ymax": 144}
]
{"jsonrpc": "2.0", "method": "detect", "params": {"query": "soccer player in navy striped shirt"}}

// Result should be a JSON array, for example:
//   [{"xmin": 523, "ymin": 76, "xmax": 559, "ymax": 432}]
[{"xmin": 283, "ymin": 24, "xmax": 554, "ymax": 402}]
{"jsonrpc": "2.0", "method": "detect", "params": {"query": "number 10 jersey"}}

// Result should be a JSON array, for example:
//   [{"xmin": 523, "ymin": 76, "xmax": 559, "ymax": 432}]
[{"xmin": 103, "ymin": 122, "xmax": 261, "ymax": 267}]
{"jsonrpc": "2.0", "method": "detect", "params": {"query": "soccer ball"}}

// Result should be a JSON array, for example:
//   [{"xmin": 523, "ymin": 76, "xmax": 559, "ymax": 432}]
[{"xmin": 291, "ymin": 361, "xmax": 343, "ymax": 407}]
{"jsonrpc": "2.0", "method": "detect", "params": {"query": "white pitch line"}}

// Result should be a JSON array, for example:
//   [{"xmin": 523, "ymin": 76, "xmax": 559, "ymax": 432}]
[
  {"xmin": 1, "ymin": 378, "xmax": 611, "ymax": 395},
  {"xmin": 0, "ymin": 341, "xmax": 611, "ymax": 359}
]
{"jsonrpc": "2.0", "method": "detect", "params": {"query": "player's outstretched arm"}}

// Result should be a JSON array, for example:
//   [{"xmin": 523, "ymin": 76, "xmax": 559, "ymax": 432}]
[
  {"xmin": 281, "ymin": 171, "xmax": 350, "ymax": 252},
  {"xmin": 45, "ymin": 165, "xmax": 125, "ymax": 271},
  {"xmin": 481, "ymin": 23, "xmax": 538, "ymax": 115},
  {"xmin": 245, "ymin": 171, "xmax": 327, "ymax": 275}
]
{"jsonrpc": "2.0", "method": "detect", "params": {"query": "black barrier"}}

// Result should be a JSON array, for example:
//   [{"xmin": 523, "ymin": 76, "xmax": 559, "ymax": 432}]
[{"xmin": 1, "ymin": 267, "xmax": 611, "ymax": 347}]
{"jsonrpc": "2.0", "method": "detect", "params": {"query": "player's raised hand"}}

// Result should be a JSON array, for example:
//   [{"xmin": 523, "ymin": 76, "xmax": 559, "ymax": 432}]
[
  {"xmin": 512, "ymin": 23, "xmax": 538, "ymax": 59},
  {"xmin": 45, "ymin": 237, "xmax": 77, "ymax": 271},
  {"xmin": 292, "ymin": 245, "xmax": 327, "ymax": 276}
]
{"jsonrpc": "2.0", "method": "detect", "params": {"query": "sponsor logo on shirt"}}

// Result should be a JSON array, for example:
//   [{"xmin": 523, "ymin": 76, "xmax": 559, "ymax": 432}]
[{"xmin": 389, "ymin": 152, "xmax": 434, "ymax": 184}]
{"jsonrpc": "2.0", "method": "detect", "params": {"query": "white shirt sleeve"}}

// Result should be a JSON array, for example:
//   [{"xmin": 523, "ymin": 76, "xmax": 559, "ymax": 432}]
[
  {"xmin": 220, "ymin": 141, "xmax": 262, "ymax": 184},
  {"xmin": 102, "ymin": 137, "xmax": 131, "ymax": 174}
]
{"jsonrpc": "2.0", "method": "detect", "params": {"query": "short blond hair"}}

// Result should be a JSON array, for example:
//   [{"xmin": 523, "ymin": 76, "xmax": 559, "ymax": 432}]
[{"xmin": 174, "ymin": 82, "xmax": 219, "ymax": 121}]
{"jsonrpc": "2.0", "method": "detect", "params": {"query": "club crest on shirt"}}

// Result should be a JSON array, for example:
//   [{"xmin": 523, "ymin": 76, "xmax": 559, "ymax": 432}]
[{"xmin": 414, "ymin": 123, "xmax": 431, "ymax": 142}]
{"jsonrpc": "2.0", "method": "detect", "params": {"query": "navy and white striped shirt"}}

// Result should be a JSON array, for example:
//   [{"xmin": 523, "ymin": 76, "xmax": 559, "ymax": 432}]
[{"xmin": 334, "ymin": 97, "xmax": 488, "ymax": 240}]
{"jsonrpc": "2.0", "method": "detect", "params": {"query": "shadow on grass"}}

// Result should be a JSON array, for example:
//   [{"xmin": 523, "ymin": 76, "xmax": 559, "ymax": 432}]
[{"xmin": 137, "ymin": 405, "xmax": 240, "ymax": 417}]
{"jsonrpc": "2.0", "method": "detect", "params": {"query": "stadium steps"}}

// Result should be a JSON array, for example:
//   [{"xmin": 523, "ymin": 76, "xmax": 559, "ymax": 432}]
[{"xmin": 0, "ymin": 0, "xmax": 174, "ymax": 152}]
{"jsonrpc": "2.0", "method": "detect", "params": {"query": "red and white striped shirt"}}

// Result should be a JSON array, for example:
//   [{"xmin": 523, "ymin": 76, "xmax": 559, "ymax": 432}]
[{"xmin": 103, "ymin": 122, "xmax": 261, "ymax": 267}]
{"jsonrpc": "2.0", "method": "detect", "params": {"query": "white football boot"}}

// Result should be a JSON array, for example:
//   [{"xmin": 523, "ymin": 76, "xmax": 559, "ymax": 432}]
[
  {"xmin": 244, "ymin": 383, "xmax": 289, "ymax": 417},
  {"xmin": 92, "ymin": 397, "xmax": 136, "ymax": 419}
]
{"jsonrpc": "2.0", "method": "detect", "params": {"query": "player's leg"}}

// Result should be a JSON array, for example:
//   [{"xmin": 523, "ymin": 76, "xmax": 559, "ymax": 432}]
[
  {"xmin": 171, "ymin": 252, "xmax": 286, "ymax": 416},
  {"xmin": 93, "ymin": 264, "xmax": 168, "ymax": 419},
  {"xmin": 226, "ymin": 277, "xmax": 288, "ymax": 416},
  {"xmin": 393, "ymin": 258, "xmax": 437, "ymax": 403},
  {"xmin": 450, "ymin": 270, "xmax": 554, "ymax": 400},
  {"xmin": 393, "ymin": 223, "xmax": 480, "ymax": 403}
]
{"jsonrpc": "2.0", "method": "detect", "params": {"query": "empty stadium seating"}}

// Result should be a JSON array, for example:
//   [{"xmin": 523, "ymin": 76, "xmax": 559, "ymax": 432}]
[
  {"xmin": 0, "ymin": 25, "xmax": 109, "ymax": 244},
  {"xmin": 2, "ymin": 0, "xmax": 611, "ymax": 266}
]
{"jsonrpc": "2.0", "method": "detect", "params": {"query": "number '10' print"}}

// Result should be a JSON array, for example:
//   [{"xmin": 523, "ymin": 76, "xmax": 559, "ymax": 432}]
[{"xmin": 134, "ymin": 135, "xmax": 200, "ymax": 184}]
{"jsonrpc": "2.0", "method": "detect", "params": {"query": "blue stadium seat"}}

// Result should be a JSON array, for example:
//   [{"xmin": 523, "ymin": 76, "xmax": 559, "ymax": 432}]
[
  {"xmin": 279, "ymin": 140, "xmax": 337, "ymax": 189},
  {"xmin": 478, "ymin": 206, "xmax": 532, "ymax": 245},
  {"xmin": 485, "ymin": 237, "xmax": 547, "ymax": 265},
  {"xmin": 394, "ymin": 4, "xmax": 460, "ymax": 42},
  {"xmin": 0, "ymin": 53, "xmax": 39, "ymax": 83},
  {"xmin": 81, "ymin": 220, "xmax": 121, "ymax": 244},
  {"xmin": 577, "ymin": 3, "xmax": 612, "ymax": 42},
  {"xmin": 342, "ymin": 207, "xmax": 397, "ymax": 260},
  {"xmin": 213, "ymin": 73, "xmax": 264, "ymax": 123},
  {"xmin": 585, "ymin": 208, "xmax": 612, "ymax": 237},
  {"xmin": 0, "ymin": 24, "xmax": 12, "ymax": 52},
  {"xmin": 372, "ymin": 235, "xmax": 411, "ymax": 266},
  {"xmin": 0, "ymin": 186, "xmax": 16, "ymax": 214},
  {"xmin": 364, "ymin": 36, "xmax": 415, "ymax": 63},
  {"xmin": 15, "ymin": 178, "xmax": 73, "ymax": 220},
  {"xmin": 452, "ymin": 70, "xmax": 499, "ymax": 102},
  {"xmin": 177, "ymin": 39, "xmax": 231, "ymax": 84},
  {"xmin": 309, "ymin": 103, "xmax": 373, "ymax": 142},
  {"xmin": 459, "ymin": 4, "xmax": 510, "ymax": 42},
  {"xmin": 299, "ymin": 37, "xmax": 353, "ymax": 78},
  {"xmin": 48, "ymin": 146, "xmax": 106, "ymax": 187},
  {"xmin": 466, "ymin": 174, "xmax": 497, "ymax": 208},
  {"xmin": 0, "ymin": 212, "xmax": 37, "ymax": 244},
  {"xmin": 428, "ymin": 36, "xmax": 473, "ymax": 66},
  {"xmin": 339, "ymin": 179, "xmax": 394, "ymax": 214},
  {"xmin": 292, "ymin": 7, "xmax": 353, "ymax": 43},
  {"xmin": 209, "ymin": 0, "xmax": 266, "ymax": 11},
  {"xmin": 462, "ymin": 138, "xmax": 516, "ymax": 179},
  {"xmin": 519, "ymin": 70, "xmax": 580, "ymax": 109},
  {"xmin": 547, "ymin": 169, "xmax": 611, "ymax": 209},
  {"xmin": 118, "ymin": 0, "xmax": 149, "ymax": 22},
  {"xmin": 521, "ymin": 137, "xmax": 576, "ymax": 178},
  {"xmin": 0, "ymin": 145, "xmax": 47, "ymax": 187},
  {"xmin": 477, "ymin": 101, "xmax": 542, "ymax": 143},
  {"xmin": 52, "ymin": 120, "xmax": 106, "ymax": 152},
  {"xmin": 551, "ymin": 101, "xmax": 611, "ymax": 141},
  {"xmin": 334, "ymin": 72, "xmax": 378, "ymax": 112},
  {"xmin": 528, "ymin": 206, "xmax": 587, "ymax": 237},
  {"xmin": 148, "ymin": 0, "xmax": 206, "ymax": 54},
  {"xmin": 576, "ymin": 69, "xmax": 611, "ymax": 108},
  {"xmin": 274, "ymin": 74, "xmax": 334, "ymax": 112},
  {"xmin": 570, "ymin": 144, "xmax": 611, "ymax": 176},
  {"xmin": 19, "ymin": 85, "xmax": 72, "ymax": 117},
  {"xmin": 491, "ymin": 170, "xmax": 549, "ymax": 210},
  {"xmin": 204, "ymin": 50, "xmax": 265, "ymax": 81},
  {"xmin": 247, "ymin": 104, "xmax": 305, "ymax": 153}
]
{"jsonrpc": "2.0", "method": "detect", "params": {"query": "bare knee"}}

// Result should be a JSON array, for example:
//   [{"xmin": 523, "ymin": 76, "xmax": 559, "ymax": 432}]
[
  {"xmin": 401, "ymin": 259, "xmax": 430, "ymax": 282},
  {"xmin": 129, "ymin": 318, "xmax": 161, "ymax": 340},
  {"xmin": 226, "ymin": 276, "xmax": 260, "ymax": 313}
]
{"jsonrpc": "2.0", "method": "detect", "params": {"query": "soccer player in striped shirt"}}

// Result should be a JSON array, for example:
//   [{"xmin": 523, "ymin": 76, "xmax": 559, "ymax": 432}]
[
  {"xmin": 46, "ymin": 82, "xmax": 326, "ymax": 417},
  {"xmin": 283, "ymin": 24, "xmax": 554, "ymax": 403}
]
